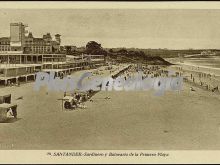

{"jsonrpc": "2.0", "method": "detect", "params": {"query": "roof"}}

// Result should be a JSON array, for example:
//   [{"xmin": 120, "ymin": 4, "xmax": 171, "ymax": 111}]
[
  {"xmin": 43, "ymin": 33, "xmax": 52, "ymax": 39},
  {"xmin": 0, "ymin": 103, "xmax": 17, "ymax": 109},
  {"xmin": 33, "ymin": 38, "xmax": 44, "ymax": 42},
  {"xmin": 27, "ymin": 32, "xmax": 33, "ymax": 38}
]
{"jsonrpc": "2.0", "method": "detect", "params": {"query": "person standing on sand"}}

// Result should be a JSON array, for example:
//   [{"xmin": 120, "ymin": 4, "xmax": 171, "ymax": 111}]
[
  {"xmin": 7, "ymin": 108, "xmax": 13, "ymax": 118},
  {"xmin": 8, "ymin": 80, "xmax": 11, "ymax": 86}
]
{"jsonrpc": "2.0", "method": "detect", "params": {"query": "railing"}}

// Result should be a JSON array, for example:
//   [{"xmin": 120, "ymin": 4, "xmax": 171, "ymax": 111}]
[{"xmin": 0, "ymin": 51, "xmax": 23, "ymax": 54}]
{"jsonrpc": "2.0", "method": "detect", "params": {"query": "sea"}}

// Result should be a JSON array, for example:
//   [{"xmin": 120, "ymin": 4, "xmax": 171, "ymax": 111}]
[
  {"xmin": 165, "ymin": 56, "xmax": 220, "ymax": 76},
  {"xmin": 183, "ymin": 56, "xmax": 220, "ymax": 68}
]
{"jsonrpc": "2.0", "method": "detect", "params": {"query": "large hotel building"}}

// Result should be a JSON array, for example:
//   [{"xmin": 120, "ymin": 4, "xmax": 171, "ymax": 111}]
[{"xmin": 0, "ymin": 22, "xmax": 105, "ymax": 85}]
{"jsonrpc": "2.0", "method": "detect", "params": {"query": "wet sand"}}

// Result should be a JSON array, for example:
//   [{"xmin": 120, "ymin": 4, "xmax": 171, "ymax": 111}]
[{"xmin": 0, "ymin": 66, "xmax": 220, "ymax": 150}]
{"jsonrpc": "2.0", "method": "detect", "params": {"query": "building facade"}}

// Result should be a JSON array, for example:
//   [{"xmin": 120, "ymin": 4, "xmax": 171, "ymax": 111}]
[
  {"xmin": 0, "ymin": 22, "xmax": 98, "ymax": 86},
  {"xmin": 23, "ymin": 32, "xmax": 61, "ymax": 54},
  {"xmin": 10, "ymin": 22, "xmax": 27, "ymax": 51},
  {"xmin": 0, "ymin": 22, "xmax": 61, "ymax": 54},
  {"xmin": 0, "ymin": 37, "xmax": 10, "ymax": 52},
  {"xmin": 24, "ymin": 32, "xmax": 61, "ymax": 54},
  {"xmin": 84, "ymin": 54, "xmax": 106, "ymax": 67}
]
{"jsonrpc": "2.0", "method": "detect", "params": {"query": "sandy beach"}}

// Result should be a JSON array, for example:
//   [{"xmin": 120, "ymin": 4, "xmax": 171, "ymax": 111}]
[{"xmin": 0, "ymin": 64, "xmax": 220, "ymax": 150}]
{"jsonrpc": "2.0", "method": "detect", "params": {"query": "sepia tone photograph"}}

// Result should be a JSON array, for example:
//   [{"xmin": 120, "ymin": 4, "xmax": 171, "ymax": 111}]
[{"xmin": 0, "ymin": 2, "xmax": 220, "ymax": 161}]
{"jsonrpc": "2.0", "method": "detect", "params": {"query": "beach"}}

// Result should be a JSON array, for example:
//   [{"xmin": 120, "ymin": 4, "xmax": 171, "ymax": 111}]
[{"xmin": 0, "ymin": 64, "xmax": 220, "ymax": 150}]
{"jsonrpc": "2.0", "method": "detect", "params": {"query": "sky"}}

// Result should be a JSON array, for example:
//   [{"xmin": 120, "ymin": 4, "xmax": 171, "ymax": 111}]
[{"xmin": 1, "ymin": 9, "xmax": 220, "ymax": 49}]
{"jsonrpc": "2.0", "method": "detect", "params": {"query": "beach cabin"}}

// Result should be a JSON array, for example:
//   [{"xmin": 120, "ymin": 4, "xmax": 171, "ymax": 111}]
[{"xmin": 0, "ymin": 94, "xmax": 17, "ymax": 122}]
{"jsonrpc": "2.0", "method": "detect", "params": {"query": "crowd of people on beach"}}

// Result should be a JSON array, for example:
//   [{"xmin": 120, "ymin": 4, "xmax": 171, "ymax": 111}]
[
  {"xmin": 4, "ymin": 80, "xmax": 20, "ymax": 87},
  {"xmin": 60, "ymin": 63, "xmax": 219, "ymax": 111},
  {"xmin": 62, "ymin": 65, "xmax": 117, "ymax": 110},
  {"xmin": 174, "ymin": 66, "xmax": 219, "ymax": 92},
  {"xmin": 63, "ymin": 89, "xmax": 97, "ymax": 110},
  {"xmin": 115, "ymin": 65, "xmax": 171, "ymax": 82},
  {"xmin": 62, "ymin": 64, "xmax": 138, "ymax": 110}
]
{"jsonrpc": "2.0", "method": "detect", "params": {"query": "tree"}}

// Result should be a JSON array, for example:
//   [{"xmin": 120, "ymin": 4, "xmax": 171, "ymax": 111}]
[
  {"xmin": 118, "ymin": 49, "xmax": 127, "ymax": 55},
  {"xmin": 109, "ymin": 49, "xmax": 114, "ymax": 53},
  {"xmin": 86, "ymin": 41, "xmax": 103, "ymax": 55},
  {"xmin": 65, "ymin": 46, "xmax": 72, "ymax": 55}
]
